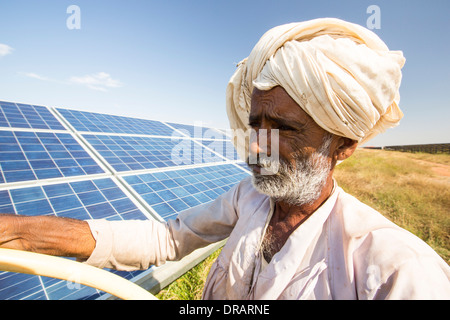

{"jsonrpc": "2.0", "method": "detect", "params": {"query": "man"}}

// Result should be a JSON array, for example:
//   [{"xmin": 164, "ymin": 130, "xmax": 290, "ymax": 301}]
[{"xmin": 1, "ymin": 18, "xmax": 449, "ymax": 299}]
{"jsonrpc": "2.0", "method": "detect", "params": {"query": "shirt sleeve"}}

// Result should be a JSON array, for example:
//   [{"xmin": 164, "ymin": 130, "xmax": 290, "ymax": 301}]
[
  {"xmin": 83, "ymin": 177, "xmax": 246, "ymax": 271},
  {"xmin": 373, "ymin": 256, "xmax": 450, "ymax": 299},
  {"xmin": 352, "ymin": 227, "xmax": 450, "ymax": 300}
]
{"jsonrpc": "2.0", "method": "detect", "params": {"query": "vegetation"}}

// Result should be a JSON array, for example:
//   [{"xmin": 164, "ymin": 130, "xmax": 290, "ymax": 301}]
[
  {"xmin": 156, "ymin": 247, "xmax": 222, "ymax": 300},
  {"xmin": 334, "ymin": 149, "xmax": 449, "ymax": 261},
  {"xmin": 156, "ymin": 149, "xmax": 450, "ymax": 300}
]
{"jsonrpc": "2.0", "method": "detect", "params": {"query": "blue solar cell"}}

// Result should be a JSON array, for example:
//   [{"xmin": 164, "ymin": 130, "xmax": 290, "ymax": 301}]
[
  {"xmin": 83, "ymin": 134, "xmax": 226, "ymax": 172},
  {"xmin": 15, "ymin": 199, "xmax": 53, "ymax": 216},
  {"xmin": 10, "ymin": 186, "xmax": 45, "ymax": 203},
  {"xmin": 78, "ymin": 190, "xmax": 107, "ymax": 206},
  {"xmin": 43, "ymin": 183, "xmax": 73, "ymax": 197},
  {"xmin": 0, "ymin": 272, "xmax": 45, "ymax": 300},
  {"xmin": 0, "ymin": 131, "xmax": 104, "ymax": 184},
  {"xmin": 70, "ymin": 180, "xmax": 97, "ymax": 193},
  {"xmin": 124, "ymin": 163, "xmax": 250, "ymax": 220},
  {"xmin": 49, "ymin": 194, "xmax": 83, "ymax": 212},
  {"xmin": 101, "ymin": 187, "xmax": 126, "ymax": 201},
  {"xmin": 57, "ymin": 108, "xmax": 175, "ymax": 136},
  {"xmin": 0, "ymin": 177, "xmax": 150, "ymax": 300},
  {"xmin": 0, "ymin": 101, "xmax": 65, "ymax": 130},
  {"xmin": 0, "ymin": 190, "xmax": 11, "ymax": 206}
]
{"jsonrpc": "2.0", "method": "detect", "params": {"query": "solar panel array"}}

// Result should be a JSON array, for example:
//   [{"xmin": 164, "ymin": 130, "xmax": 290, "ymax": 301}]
[{"xmin": 0, "ymin": 100, "xmax": 250, "ymax": 300}]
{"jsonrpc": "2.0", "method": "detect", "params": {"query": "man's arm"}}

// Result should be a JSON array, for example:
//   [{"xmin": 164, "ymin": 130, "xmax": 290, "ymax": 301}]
[{"xmin": 0, "ymin": 214, "xmax": 95, "ymax": 260}]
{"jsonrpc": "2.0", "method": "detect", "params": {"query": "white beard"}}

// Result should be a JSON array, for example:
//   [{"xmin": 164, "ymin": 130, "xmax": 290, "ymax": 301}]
[{"xmin": 250, "ymin": 135, "xmax": 333, "ymax": 206}]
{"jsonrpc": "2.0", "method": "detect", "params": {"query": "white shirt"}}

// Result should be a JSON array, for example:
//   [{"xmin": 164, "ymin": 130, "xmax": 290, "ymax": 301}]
[{"xmin": 86, "ymin": 177, "xmax": 450, "ymax": 299}]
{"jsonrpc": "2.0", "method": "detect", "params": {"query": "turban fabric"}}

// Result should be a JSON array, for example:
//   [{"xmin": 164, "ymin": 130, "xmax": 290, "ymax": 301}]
[{"xmin": 226, "ymin": 18, "xmax": 405, "ymax": 160}]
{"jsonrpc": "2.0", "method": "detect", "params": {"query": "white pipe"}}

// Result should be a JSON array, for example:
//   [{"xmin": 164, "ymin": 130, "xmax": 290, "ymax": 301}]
[{"xmin": 0, "ymin": 248, "xmax": 157, "ymax": 300}]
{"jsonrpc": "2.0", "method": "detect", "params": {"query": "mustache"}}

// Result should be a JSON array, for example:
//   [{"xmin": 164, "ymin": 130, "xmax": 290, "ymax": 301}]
[
  {"xmin": 246, "ymin": 154, "xmax": 284, "ymax": 175},
  {"xmin": 246, "ymin": 150, "xmax": 311, "ymax": 173}
]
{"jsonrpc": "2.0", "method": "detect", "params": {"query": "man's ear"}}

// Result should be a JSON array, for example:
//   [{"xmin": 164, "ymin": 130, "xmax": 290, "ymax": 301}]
[{"xmin": 334, "ymin": 137, "xmax": 358, "ymax": 161}]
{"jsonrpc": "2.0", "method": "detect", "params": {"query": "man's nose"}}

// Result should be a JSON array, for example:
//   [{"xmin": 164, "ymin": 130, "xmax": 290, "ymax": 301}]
[{"xmin": 249, "ymin": 129, "xmax": 272, "ymax": 157}]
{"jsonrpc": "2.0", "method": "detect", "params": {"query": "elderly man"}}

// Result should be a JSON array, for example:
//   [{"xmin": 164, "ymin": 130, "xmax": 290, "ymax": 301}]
[{"xmin": 1, "ymin": 18, "xmax": 449, "ymax": 299}]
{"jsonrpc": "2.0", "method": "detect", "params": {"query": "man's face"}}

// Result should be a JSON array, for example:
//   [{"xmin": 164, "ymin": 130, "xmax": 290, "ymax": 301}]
[{"xmin": 246, "ymin": 86, "xmax": 335, "ymax": 205}]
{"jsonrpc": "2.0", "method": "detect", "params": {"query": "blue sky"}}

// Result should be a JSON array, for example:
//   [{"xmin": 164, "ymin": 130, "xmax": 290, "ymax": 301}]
[{"xmin": 0, "ymin": 0, "xmax": 448, "ymax": 147}]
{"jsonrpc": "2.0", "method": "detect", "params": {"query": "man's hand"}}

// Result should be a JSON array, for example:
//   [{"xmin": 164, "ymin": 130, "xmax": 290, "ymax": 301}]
[{"xmin": 0, "ymin": 214, "xmax": 95, "ymax": 260}]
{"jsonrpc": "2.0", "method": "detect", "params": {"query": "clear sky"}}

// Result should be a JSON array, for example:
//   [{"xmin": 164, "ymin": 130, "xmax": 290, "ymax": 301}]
[{"xmin": 0, "ymin": 0, "xmax": 448, "ymax": 147}]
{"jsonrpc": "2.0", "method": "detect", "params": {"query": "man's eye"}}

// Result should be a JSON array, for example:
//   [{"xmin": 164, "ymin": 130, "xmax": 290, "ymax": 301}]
[{"xmin": 278, "ymin": 125, "xmax": 295, "ymax": 131}]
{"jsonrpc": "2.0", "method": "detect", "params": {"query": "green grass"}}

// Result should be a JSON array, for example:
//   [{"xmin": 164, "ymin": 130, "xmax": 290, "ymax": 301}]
[
  {"xmin": 155, "ymin": 248, "xmax": 222, "ymax": 300},
  {"xmin": 156, "ymin": 149, "xmax": 450, "ymax": 299},
  {"xmin": 333, "ymin": 149, "xmax": 450, "ymax": 262}
]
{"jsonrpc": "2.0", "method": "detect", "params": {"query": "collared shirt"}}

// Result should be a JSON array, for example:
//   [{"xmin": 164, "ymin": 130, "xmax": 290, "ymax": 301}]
[{"xmin": 86, "ymin": 177, "xmax": 450, "ymax": 299}]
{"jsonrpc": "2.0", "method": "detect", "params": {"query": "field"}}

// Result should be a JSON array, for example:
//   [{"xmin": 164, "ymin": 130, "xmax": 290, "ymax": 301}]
[
  {"xmin": 156, "ymin": 149, "xmax": 450, "ymax": 299},
  {"xmin": 334, "ymin": 149, "xmax": 449, "ymax": 262}
]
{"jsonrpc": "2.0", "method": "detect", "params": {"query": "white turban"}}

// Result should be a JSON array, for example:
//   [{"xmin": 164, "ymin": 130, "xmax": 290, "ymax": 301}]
[{"xmin": 226, "ymin": 18, "xmax": 405, "ymax": 160}]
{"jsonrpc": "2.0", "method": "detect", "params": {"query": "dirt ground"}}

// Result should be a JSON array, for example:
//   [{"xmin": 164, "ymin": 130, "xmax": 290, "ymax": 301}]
[
  {"xmin": 413, "ymin": 159, "xmax": 450, "ymax": 177},
  {"xmin": 361, "ymin": 148, "xmax": 450, "ymax": 178}
]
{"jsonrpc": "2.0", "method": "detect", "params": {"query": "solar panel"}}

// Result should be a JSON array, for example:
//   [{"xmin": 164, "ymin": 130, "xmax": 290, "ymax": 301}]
[
  {"xmin": 0, "ymin": 101, "xmax": 65, "ymax": 131},
  {"xmin": 82, "ymin": 133, "xmax": 224, "ymax": 172},
  {"xmin": 56, "ymin": 108, "xmax": 175, "ymax": 136},
  {"xmin": 0, "ymin": 100, "xmax": 250, "ymax": 300},
  {"xmin": 0, "ymin": 177, "xmax": 151, "ymax": 300},
  {"xmin": 123, "ymin": 163, "xmax": 248, "ymax": 220},
  {"xmin": 0, "ymin": 130, "xmax": 105, "ymax": 184}
]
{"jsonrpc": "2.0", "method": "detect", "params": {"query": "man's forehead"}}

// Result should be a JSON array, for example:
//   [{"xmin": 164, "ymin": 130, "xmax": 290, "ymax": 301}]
[{"xmin": 250, "ymin": 86, "xmax": 312, "ymax": 122}]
